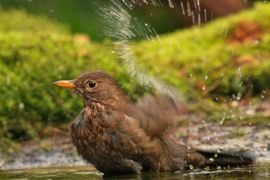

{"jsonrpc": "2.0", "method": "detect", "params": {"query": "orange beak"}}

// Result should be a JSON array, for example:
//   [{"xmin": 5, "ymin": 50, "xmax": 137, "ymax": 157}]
[{"xmin": 54, "ymin": 80, "xmax": 76, "ymax": 89}]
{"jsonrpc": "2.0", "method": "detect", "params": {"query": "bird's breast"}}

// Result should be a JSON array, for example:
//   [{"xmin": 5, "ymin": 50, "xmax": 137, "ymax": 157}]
[{"xmin": 70, "ymin": 106, "xmax": 122, "ymax": 156}]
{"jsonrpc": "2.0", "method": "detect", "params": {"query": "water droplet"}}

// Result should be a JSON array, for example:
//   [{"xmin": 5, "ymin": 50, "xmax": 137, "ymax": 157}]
[
  {"xmin": 254, "ymin": 40, "xmax": 260, "ymax": 45},
  {"xmin": 180, "ymin": 2, "xmax": 185, "ymax": 15},
  {"xmin": 168, "ymin": 0, "xmax": 174, "ymax": 8},
  {"xmin": 202, "ymin": 85, "xmax": 206, "ymax": 91},
  {"xmin": 220, "ymin": 118, "xmax": 224, "ymax": 125},
  {"xmin": 209, "ymin": 158, "xmax": 214, "ymax": 162},
  {"xmin": 6, "ymin": 76, "xmax": 10, "ymax": 86},
  {"xmin": 19, "ymin": 103, "xmax": 24, "ymax": 110},
  {"xmin": 189, "ymin": 164, "xmax": 194, "ymax": 170},
  {"xmin": 204, "ymin": 9, "xmax": 207, "ymax": 23},
  {"xmin": 142, "ymin": 0, "xmax": 148, "ymax": 4}
]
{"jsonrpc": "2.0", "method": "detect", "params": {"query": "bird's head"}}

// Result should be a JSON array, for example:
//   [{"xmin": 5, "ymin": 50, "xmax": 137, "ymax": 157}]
[{"xmin": 54, "ymin": 71, "xmax": 129, "ymax": 108}]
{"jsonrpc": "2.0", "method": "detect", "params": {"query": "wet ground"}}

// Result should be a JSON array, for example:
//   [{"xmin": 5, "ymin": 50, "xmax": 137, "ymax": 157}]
[
  {"xmin": 1, "ymin": 123, "xmax": 270, "ymax": 179},
  {"xmin": 177, "ymin": 123, "xmax": 270, "ymax": 162}
]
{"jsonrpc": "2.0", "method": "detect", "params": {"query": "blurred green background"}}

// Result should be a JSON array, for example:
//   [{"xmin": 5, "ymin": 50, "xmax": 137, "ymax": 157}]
[
  {"xmin": 2, "ymin": 0, "xmax": 266, "ymax": 41},
  {"xmin": 0, "ymin": 0, "xmax": 185, "ymax": 41}
]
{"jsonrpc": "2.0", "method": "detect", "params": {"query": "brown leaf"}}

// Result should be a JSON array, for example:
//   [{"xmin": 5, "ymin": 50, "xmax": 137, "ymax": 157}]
[
  {"xmin": 227, "ymin": 21, "xmax": 262, "ymax": 44},
  {"xmin": 233, "ymin": 55, "xmax": 258, "ymax": 66}
]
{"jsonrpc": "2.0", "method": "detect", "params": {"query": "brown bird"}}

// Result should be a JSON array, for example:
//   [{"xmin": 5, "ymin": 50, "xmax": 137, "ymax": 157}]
[{"xmin": 54, "ymin": 71, "xmax": 254, "ymax": 175}]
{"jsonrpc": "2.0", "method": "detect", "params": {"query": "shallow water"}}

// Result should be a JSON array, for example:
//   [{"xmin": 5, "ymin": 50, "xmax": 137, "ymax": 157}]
[{"xmin": 1, "ymin": 163, "xmax": 270, "ymax": 180}]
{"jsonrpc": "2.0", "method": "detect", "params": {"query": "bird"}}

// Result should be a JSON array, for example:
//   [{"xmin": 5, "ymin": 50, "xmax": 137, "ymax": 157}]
[{"xmin": 54, "ymin": 71, "xmax": 255, "ymax": 175}]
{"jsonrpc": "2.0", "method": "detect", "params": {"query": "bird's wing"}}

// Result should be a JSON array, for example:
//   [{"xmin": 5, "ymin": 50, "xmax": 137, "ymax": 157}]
[{"xmin": 125, "ymin": 94, "xmax": 185, "ymax": 137}]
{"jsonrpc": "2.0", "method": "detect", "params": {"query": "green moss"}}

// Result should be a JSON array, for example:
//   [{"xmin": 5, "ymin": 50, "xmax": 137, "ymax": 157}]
[
  {"xmin": 0, "ymin": 30, "xmax": 149, "ymax": 142},
  {"xmin": 134, "ymin": 3, "xmax": 270, "ymax": 98},
  {"xmin": 0, "ymin": 9, "xmax": 148, "ymax": 146},
  {"xmin": 0, "ymin": 8, "xmax": 68, "ymax": 33}
]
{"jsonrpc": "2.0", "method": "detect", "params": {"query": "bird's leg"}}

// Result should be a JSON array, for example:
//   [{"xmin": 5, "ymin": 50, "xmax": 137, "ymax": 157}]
[
  {"xmin": 97, "ymin": 158, "xmax": 142, "ymax": 175},
  {"xmin": 123, "ymin": 159, "xmax": 143, "ymax": 174}
]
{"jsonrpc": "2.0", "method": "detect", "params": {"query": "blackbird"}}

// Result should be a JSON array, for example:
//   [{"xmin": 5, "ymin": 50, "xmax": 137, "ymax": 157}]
[{"xmin": 54, "ymin": 71, "xmax": 254, "ymax": 175}]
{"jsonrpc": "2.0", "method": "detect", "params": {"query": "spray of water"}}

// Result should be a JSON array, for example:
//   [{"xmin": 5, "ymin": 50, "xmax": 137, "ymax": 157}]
[
  {"xmin": 99, "ymin": 0, "xmax": 244, "ymax": 127},
  {"xmin": 98, "ymin": 0, "xmax": 257, "ymax": 153},
  {"xmin": 100, "ymin": 0, "xmax": 186, "ymax": 103}
]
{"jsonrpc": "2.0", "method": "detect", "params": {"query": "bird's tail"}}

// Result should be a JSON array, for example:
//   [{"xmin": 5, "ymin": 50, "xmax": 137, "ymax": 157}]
[{"xmin": 197, "ymin": 149, "xmax": 256, "ymax": 167}]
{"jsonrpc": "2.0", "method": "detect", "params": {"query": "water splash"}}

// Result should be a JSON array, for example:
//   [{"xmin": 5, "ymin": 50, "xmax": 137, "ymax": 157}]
[
  {"xmin": 99, "ymin": 0, "xmax": 245, "ymax": 127},
  {"xmin": 100, "ymin": 0, "xmax": 185, "ymax": 102}
]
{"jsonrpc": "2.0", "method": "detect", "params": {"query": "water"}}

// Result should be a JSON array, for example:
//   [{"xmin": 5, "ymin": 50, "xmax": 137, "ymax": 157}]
[
  {"xmin": 1, "ymin": 163, "xmax": 270, "ymax": 179},
  {"xmin": 100, "ymin": 0, "xmax": 187, "ymax": 105}
]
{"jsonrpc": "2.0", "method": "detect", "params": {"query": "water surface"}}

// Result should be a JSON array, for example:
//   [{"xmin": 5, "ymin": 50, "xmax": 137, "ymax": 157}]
[{"xmin": 1, "ymin": 163, "xmax": 270, "ymax": 180}]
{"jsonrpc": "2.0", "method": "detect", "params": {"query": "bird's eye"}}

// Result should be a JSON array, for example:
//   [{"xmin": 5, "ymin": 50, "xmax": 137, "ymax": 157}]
[{"xmin": 88, "ymin": 80, "xmax": 97, "ymax": 88}]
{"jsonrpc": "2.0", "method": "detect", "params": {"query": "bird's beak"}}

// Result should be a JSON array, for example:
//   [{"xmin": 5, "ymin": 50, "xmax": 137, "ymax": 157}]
[{"xmin": 54, "ymin": 80, "xmax": 76, "ymax": 89}]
